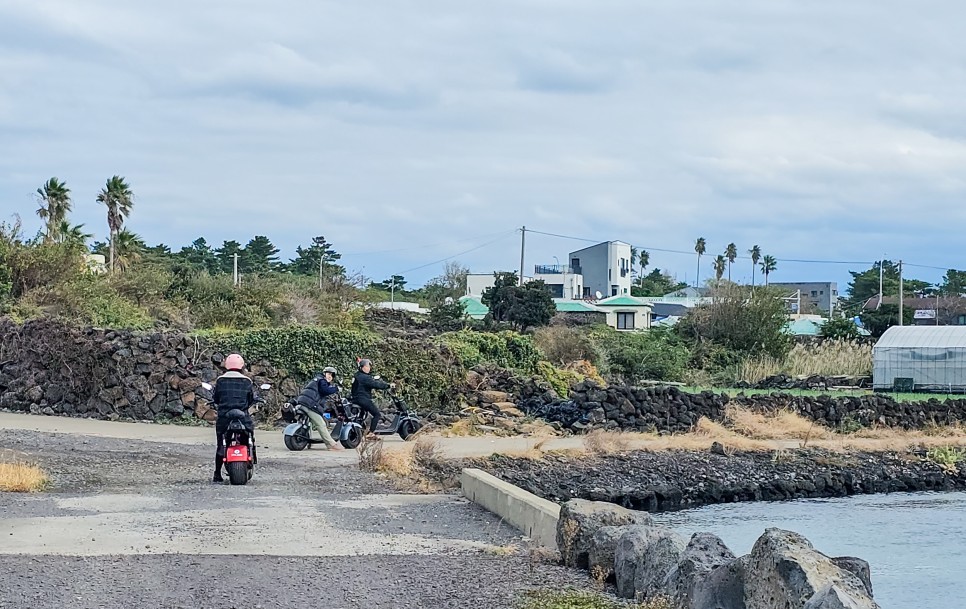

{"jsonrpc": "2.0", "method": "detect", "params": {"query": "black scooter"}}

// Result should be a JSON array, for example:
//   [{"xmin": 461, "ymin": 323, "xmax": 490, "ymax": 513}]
[{"xmin": 340, "ymin": 386, "xmax": 423, "ymax": 449}]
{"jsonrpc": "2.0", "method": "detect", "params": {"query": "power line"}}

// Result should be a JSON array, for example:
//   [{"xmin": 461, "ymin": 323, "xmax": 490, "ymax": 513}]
[
  {"xmin": 526, "ymin": 226, "xmax": 950, "ymax": 271},
  {"xmin": 395, "ymin": 229, "xmax": 518, "ymax": 276}
]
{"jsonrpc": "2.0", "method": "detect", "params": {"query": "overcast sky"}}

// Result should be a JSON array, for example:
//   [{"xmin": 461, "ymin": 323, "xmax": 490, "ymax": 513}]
[{"xmin": 2, "ymin": 0, "xmax": 964, "ymax": 292}]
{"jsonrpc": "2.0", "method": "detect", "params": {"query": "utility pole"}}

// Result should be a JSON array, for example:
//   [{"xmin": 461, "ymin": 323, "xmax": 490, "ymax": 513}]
[
  {"xmin": 390, "ymin": 277, "xmax": 396, "ymax": 309},
  {"xmin": 233, "ymin": 253, "xmax": 239, "ymax": 287},
  {"xmin": 519, "ymin": 226, "xmax": 526, "ymax": 284},
  {"xmin": 319, "ymin": 255, "xmax": 324, "ymax": 290},
  {"xmin": 898, "ymin": 260, "xmax": 904, "ymax": 326},
  {"xmin": 877, "ymin": 258, "xmax": 884, "ymax": 310}
]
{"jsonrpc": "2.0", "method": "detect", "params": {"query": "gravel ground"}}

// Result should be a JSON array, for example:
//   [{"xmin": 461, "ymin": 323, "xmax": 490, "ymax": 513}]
[
  {"xmin": 0, "ymin": 429, "xmax": 593, "ymax": 608},
  {"xmin": 0, "ymin": 554, "xmax": 589, "ymax": 609}
]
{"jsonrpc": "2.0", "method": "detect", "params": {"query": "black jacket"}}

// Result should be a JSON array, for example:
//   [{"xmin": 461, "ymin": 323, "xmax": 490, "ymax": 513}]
[
  {"xmin": 296, "ymin": 376, "xmax": 340, "ymax": 414},
  {"xmin": 212, "ymin": 371, "xmax": 257, "ymax": 414},
  {"xmin": 351, "ymin": 370, "xmax": 390, "ymax": 406}
]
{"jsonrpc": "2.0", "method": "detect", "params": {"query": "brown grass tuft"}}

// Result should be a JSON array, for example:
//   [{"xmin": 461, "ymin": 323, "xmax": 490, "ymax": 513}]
[
  {"xmin": 584, "ymin": 429, "xmax": 633, "ymax": 455},
  {"xmin": 0, "ymin": 461, "xmax": 49, "ymax": 492},
  {"xmin": 726, "ymin": 406, "xmax": 833, "ymax": 441}
]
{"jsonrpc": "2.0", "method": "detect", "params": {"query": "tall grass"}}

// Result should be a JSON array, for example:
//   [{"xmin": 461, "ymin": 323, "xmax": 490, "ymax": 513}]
[
  {"xmin": 0, "ymin": 461, "xmax": 49, "ymax": 492},
  {"xmin": 736, "ymin": 340, "xmax": 872, "ymax": 384}
]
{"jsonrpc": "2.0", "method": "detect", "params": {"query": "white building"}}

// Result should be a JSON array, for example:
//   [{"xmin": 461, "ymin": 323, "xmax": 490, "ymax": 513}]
[
  {"xmin": 532, "ymin": 264, "xmax": 583, "ymax": 300},
  {"xmin": 568, "ymin": 241, "xmax": 633, "ymax": 298}
]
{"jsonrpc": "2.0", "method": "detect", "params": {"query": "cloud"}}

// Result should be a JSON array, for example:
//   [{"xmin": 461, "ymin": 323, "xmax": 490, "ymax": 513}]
[{"xmin": 2, "ymin": 0, "xmax": 966, "ymax": 290}]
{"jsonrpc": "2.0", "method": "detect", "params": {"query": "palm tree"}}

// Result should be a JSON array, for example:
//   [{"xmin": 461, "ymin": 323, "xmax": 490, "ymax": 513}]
[
  {"xmin": 713, "ymin": 255, "xmax": 726, "ymax": 282},
  {"xmin": 112, "ymin": 229, "xmax": 145, "ymax": 272},
  {"xmin": 55, "ymin": 220, "xmax": 92, "ymax": 249},
  {"xmin": 749, "ymin": 245, "xmax": 762, "ymax": 286},
  {"xmin": 630, "ymin": 246, "xmax": 638, "ymax": 280},
  {"xmin": 35, "ymin": 177, "xmax": 71, "ymax": 242},
  {"xmin": 639, "ymin": 249, "xmax": 650, "ymax": 278},
  {"xmin": 96, "ymin": 175, "xmax": 134, "ymax": 272},
  {"xmin": 760, "ymin": 254, "xmax": 777, "ymax": 286},
  {"xmin": 725, "ymin": 243, "xmax": 737, "ymax": 282},
  {"xmin": 694, "ymin": 238, "xmax": 706, "ymax": 287}
]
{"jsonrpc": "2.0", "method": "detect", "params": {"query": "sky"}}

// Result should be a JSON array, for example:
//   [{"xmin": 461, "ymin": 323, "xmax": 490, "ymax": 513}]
[{"xmin": 2, "ymin": 0, "xmax": 965, "ymax": 294}]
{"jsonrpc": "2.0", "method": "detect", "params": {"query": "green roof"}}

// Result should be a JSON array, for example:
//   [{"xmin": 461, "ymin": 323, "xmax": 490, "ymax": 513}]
[
  {"xmin": 596, "ymin": 295, "xmax": 650, "ymax": 307},
  {"xmin": 459, "ymin": 296, "xmax": 490, "ymax": 319},
  {"xmin": 554, "ymin": 300, "xmax": 599, "ymax": 313}
]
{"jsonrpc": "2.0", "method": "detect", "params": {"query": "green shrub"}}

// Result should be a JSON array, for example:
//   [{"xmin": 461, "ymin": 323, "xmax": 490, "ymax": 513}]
[
  {"xmin": 590, "ymin": 326, "xmax": 691, "ymax": 383},
  {"xmin": 927, "ymin": 446, "xmax": 966, "ymax": 470},
  {"xmin": 536, "ymin": 360, "xmax": 583, "ymax": 397},
  {"xmin": 437, "ymin": 330, "xmax": 540, "ymax": 372},
  {"xmin": 533, "ymin": 326, "xmax": 600, "ymax": 366},
  {"xmin": 201, "ymin": 325, "xmax": 465, "ymax": 411}
]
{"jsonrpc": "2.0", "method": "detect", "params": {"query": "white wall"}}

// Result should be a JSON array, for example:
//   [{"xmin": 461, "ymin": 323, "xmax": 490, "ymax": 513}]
[
  {"xmin": 604, "ymin": 307, "xmax": 651, "ymax": 331},
  {"xmin": 608, "ymin": 242, "xmax": 633, "ymax": 296},
  {"xmin": 533, "ymin": 272, "xmax": 583, "ymax": 299},
  {"xmin": 569, "ymin": 242, "xmax": 633, "ymax": 298}
]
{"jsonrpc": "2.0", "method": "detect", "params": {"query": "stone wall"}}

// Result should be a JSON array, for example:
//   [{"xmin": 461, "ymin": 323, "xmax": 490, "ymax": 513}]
[
  {"xmin": 522, "ymin": 380, "xmax": 966, "ymax": 432},
  {"xmin": 0, "ymin": 319, "xmax": 299, "ymax": 422}
]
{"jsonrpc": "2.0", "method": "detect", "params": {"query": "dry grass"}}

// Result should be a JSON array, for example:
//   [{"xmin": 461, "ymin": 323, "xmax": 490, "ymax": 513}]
[
  {"xmin": 737, "ymin": 340, "xmax": 873, "ymax": 384},
  {"xmin": 584, "ymin": 429, "xmax": 634, "ymax": 455},
  {"xmin": 725, "ymin": 406, "xmax": 833, "ymax": 441},
  {"xmin": 0, "ymin": 460, "xmax": 49, "ymax": 492},
  {"xmin": 357, "ymin": 435, "xmax": 446, "ymax": 488},
  {"xmin": 484, "ymin": 543, "xmax": 521, "ymax": 556}
]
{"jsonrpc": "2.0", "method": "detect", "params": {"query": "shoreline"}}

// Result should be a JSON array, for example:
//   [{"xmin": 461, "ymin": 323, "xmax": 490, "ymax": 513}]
[{"xmin": 445, "ymin": 446, "xmax": 966, "ymax": 513}]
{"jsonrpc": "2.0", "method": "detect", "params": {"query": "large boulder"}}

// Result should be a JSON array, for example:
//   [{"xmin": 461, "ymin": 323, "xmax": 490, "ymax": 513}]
[
  {"xmin": 557, "ymin": 499, "xmax": 652, "ymax": 569},
  {"xmin": 744, "ymin": 529, "xmax": 879, "ymax": 609},
  {"xmin": 587, "ymin": 526, "xmax": 626, "ymax": 581},
  {"xmin": 613, "ymin": 525, "xmax": 686, "ymax": 600},
  {"xmin": 804, "ymin": 584, "xmax": 876, "ymax": 609},
  {"xmin": 832, "ymin": 557, "xmax": 873, "ymax": 598},
  {"xmin": 664, "ymin": 532, "xmax": 737, "ymax": 607},
  {"xmin": 690, "ymin": 557, "xmax": 747, "ymax": 609}
]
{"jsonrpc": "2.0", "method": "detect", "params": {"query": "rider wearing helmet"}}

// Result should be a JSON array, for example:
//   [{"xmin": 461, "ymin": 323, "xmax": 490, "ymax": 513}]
[
  {"xmin": 292, "ymin": 366, "xmax": 343, "ymax": 450},
  {"xmin": 351, "ymin": 358, "xmax": 394, "ymax": 437},
  {"xmin": 211, "ymin": 353, "xmax": 259, "ymax": 482}
]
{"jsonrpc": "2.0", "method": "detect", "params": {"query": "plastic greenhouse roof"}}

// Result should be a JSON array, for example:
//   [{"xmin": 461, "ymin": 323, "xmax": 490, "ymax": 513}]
[
  {"xmin": 874, "ymin": 325, "xmax": 966, "ymax": 349},
  {"xmin": 458, "ymin": 296, "xmax": 490, "ymax": 317}
]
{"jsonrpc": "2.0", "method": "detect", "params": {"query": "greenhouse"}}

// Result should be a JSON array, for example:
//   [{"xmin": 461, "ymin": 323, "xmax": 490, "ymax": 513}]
[{"xmin": 873, "ymin": 326, "xmax": 966, "ymax": 392}]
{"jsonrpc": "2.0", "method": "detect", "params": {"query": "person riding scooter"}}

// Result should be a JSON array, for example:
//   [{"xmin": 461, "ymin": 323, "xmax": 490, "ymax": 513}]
[
  {"xmin": 351, "ymin": 358, "xmax": 394, "ymax": 438},
  {"xmin": 211, "ymin": 353, "xmax": 260, "ymax": 483},
  {"xmin": 292, "ymin": 366, "xmax": 343, "ymax": 451}
]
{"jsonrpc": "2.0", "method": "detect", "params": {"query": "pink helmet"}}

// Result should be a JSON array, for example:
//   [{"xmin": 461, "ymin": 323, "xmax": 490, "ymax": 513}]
[{"xmin": 224, "ymin": 353, "xmax": 245, "ymax": 370}]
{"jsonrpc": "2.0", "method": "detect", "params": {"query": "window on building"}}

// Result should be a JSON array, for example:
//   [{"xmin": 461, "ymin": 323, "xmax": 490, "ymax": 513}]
[
  {"xmin": 820, "ymin": 290, "xmax": 824, "ymax": 295},
  {"xmin": 611, "ymin": 285, "xmax": 619, "ymax": 296},
  {"xmin": 617, "ymin": 312, "xmax": 635, "ymax": 330},
  {"xmin": 811, "ymin": 290, "xmax": 818, "ymax": 297}
]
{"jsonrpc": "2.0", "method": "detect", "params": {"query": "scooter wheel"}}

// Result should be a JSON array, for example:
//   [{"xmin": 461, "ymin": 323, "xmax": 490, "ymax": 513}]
[
  {"xmin": 226, "ymin": 461, "xmax": 249, "ymax": 485},
  {"xmin": 341, "ymin": 427, "xmax": 363, "ymax": 449},
  {"xmin": 284, "ymin": 433, "xmax": 309, "ymax": 451},
  {"xmin": 399, "ymin": 420, "xmax": 421, "ymax": 441}
]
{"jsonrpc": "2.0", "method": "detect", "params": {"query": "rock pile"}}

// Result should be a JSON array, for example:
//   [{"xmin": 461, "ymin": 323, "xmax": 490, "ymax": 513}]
[
  {"xmin": 737, "ymin": 374, "xmax": 871, "ymax": 391},
  {"xmin": 558, "ymin": 498, "xmax": 880, "ymax": 608}
]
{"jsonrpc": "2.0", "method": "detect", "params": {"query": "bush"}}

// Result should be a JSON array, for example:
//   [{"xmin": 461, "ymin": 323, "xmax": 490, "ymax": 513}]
[
  {"xmin": 437, "ymin": 330, "xmax": 540, "ymax": 372},
  {"xmin": 675, "ymin": 284, "xmax": 792, "ymax": 360},
  {"xmin": 519, "ymin": 589, "xmax": 671, "ymax": 609},
  {"xmin": 536, "ymin": 360, "xmax": 584, "ymax": 397},
  {"xmin": 533, "ymin": 326, "xmax": 600, "ymax": 366},
  {"xmin": 202, "ymin": 325, "xmax": 465, "ymax": 411},
  {"xmin": 590, "ymin": 326, "xmax": 691, "ymax": 383}
]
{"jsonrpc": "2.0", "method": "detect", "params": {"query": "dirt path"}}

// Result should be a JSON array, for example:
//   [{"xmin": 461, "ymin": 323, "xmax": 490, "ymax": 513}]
[{"xmin": 0, "ymin": 411, "xmax": 591, "ymax": 459}]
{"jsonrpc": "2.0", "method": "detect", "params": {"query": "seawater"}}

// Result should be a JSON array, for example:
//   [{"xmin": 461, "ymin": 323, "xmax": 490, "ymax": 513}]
[{"xmin": 650, "ymin": 491, "xmax": 966, "ymax": 609}]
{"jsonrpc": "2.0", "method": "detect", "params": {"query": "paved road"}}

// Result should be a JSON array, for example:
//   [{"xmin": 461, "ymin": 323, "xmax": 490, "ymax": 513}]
[
  {"xmin": 0, "ymin": 411, "xmax": 590, "ymax": 460},
  {"xmin": 0, "ymin": 423, "xmax": 590, "ymax": 608}
]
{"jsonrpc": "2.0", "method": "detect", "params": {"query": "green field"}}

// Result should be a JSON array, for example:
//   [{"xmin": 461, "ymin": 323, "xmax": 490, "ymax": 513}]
[{"xmin": 681, "ymin": 387, "xmax": 966, "ymax": 403}]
